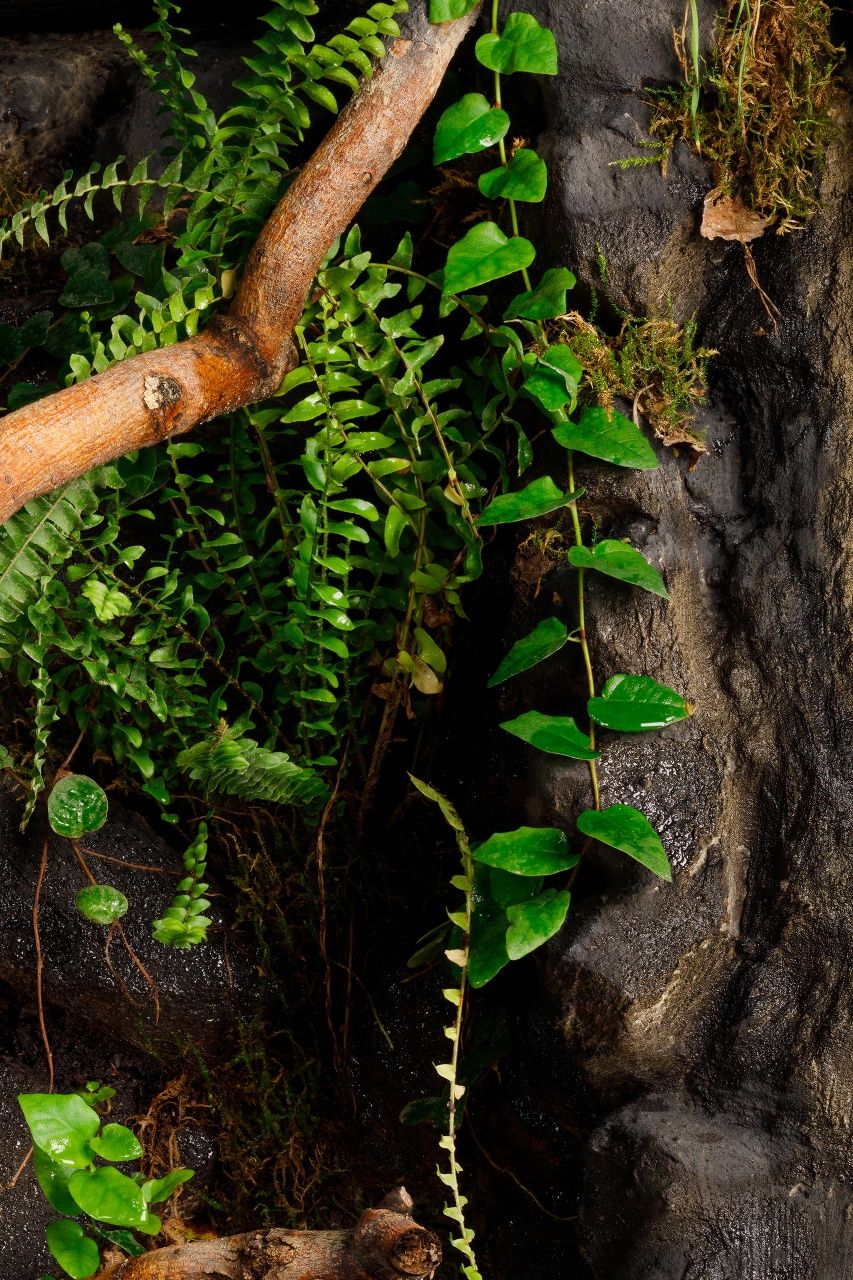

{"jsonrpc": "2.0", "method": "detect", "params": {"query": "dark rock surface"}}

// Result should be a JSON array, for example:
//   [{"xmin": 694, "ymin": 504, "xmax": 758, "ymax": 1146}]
[{"xmin": 487, "ymin": 2, "xmax": 853, "ymax": 1276}]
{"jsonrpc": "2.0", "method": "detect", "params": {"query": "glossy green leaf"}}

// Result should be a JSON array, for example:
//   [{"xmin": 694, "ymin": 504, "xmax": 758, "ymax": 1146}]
[
  {"xmin": 472, "ymin": 827, "xmax": 575, "ymax": 876},
  {"xmin": 524, "ymin": 345, "xmax": 582, "ymax": 412},
  {"xmin": 33, "ymin": 1146, "xmax": 78, "ymax": 1215},
  {"xmin": 588, "ymin": 674, "xmax": 692, "ymax": 732},
  {"xmin": 429, "ymin": 0, "xmax": 480, "ymax": 19},
  {"xmin": 19, "ymin": 1093, "xmax": 99, "ymax": 1168},
  {"xmin": 504, "ymin": 267, "xmax": 576, "ymax": 320},
  {"xmin": 45, "ymin": 1221, "xmax": 100, "ymax": 1280},
  {"xmin": 468, "ymin": 915, "xmax": 510, "ymax": 988},
  {"xmin": 479, "ymin": 149, "xmax": 547, "ymax": 203},
  {"xmin": 90, "ymin": 1123, "xmax": 142, "ymax": 1162},
  {"xmin": 75, "ymin": 885, "xmax": 129, "ymax": 926},
  {"xmin": 97, "ymin": 1229, "xmax": 145, "ymax": 1257},
  {"xmin": 568, "ymin": 540, "xmax": 669, "ymax": 598},
  {"xmin": 69, "ymin": 1166, "xmax": 153, "ymax": 1230},
  {"xmin": 487, "ymin": 617, "xmax": 567, "ymax": 687},
  {"xmin": 488, "ymin": 868, "xmax": 544, "ymax": 910},
  {"xmin": 475, "ymin": 12, "xmax": 559, "ymax": 76},
  {"xmin": 443, "ymin": 222, "xmax": 535, "ymax": 296},
  {"xmin": 433, "ymin": 94, "xmax": 510, "ymax": 165},
  {"xmin": 577, "ymin": 804, "xmax": 672, "ymax": 881},
  {"xmin": 477, "ymin": 475, "xmax": 578, "ymax": 525},
  {"xmin": 47, "ymin": 774, "xmax": 108, "ymax": 839},
  {"xmin": 553, "ymin": 405, "xmax": 658, "ymax": 469},
  {"xmin": 505, "ymin": 889, "xmax": 571, "ymax": 959},
  {"xmin": 141, "ymin": 1168, "xmax": 195, "ymax": 1204},
  {"xmin": 499, "ymin": 710, "xmax": 598, "ymax": 760}
]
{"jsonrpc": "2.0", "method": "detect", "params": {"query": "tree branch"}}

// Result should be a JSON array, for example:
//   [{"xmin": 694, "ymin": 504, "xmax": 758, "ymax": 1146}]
[
  {"xmin": 0, "ymin": 3, "xmax": 482, "ymax": 525},
  {"xmin": 98, "ymin": 1189, "xmax": 441, "ymax": 1280}
]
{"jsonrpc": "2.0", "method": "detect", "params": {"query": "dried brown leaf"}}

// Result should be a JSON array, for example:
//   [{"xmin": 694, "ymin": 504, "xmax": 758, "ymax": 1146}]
[{"xmin": 700, "ymin": 187, "xmax": 770, "ymax": 242}]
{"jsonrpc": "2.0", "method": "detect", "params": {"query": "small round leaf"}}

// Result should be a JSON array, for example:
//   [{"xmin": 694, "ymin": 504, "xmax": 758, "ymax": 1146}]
[
  {"xmin": 45, "ymin": 1220, "xmax": 100, "ymax": 1280},
  {"xmin": 75, "ymin": 885, "xmax": 128, "ymax": 926},
  {"xmin": 90, "ymin": 1123, "xmax": 143, "ymax": 1162},
  {"xmin": 48, "ymin": 774, "xmax": 108, "ymax": 839}
]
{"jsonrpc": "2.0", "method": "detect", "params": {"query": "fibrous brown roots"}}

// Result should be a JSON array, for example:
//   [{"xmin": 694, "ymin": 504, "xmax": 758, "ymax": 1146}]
[
  {"xmin": 98, "ymin": 1189, "xmax": 441, "ymax": 1280},
  {"xmin": 0, "ymin": 2, "xmax": 483, "ymax": 525}
]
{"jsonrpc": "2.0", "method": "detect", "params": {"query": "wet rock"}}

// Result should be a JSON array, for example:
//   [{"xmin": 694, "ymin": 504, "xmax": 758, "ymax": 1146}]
[{"xmin": 0, "ymin": 779, "xmax": 264, "ymax": 1056}]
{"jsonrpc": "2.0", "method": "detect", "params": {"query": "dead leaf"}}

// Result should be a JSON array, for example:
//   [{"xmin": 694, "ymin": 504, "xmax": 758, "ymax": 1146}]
[
  {"xmin": 700, "ymin": 187, "xmax": 769, "ymax": 243},
  {"xmin": 412, "ymin": 655, "xmax": 443, "ymax": 695}
]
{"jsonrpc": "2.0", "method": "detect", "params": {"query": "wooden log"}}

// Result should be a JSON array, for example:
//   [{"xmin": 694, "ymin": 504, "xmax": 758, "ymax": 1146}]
[
  {"xmin": 99, "ymin": 1189, "xmax": 441, "ymax": 1280},
  {"xmin": 0, "ymin": 2, "xmax": 483, "ymax": 525}
]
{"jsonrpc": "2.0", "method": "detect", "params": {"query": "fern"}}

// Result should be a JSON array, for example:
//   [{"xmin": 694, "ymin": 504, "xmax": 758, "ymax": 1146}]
[
  {"xmin": 152, "ymin": 821, "xmax": 212, "ymax": 947},
  {"xmin": 177, "ymin": 722, "xmax": 329, "ymax": 808},
  {"xmin": 0, "ymin": 477, "xmax": 104, "ymax": 663}
]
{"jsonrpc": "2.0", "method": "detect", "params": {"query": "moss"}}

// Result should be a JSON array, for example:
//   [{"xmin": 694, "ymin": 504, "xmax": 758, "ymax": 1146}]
[
  {"xmin": 618, "ymin": 0, "xmax": 842, "ymax": 230},
  {"xmin": 554, "ymin": 309, "xmax": 716, "ymax": 452}
]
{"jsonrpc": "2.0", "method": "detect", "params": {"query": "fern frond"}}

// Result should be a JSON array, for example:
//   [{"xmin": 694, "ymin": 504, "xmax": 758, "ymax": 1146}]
[
  {"xmin": 152, "ymin": 821, "xmax": 212, "ymax": 947},
  {"xmin": 19, "ymin": 665, "xmax": 57, "ymax": 830},
  {"xmin": 0, "ymin": 477, "xmax": 104, "ymax": 664},
  {"xmin": 177, "ymin": 721, "xmax": 328, "ymax": 808}
]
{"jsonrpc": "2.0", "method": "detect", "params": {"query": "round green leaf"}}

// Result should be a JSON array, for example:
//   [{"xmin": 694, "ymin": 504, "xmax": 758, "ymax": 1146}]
[
  {"xmin": 588, "ymin": 673, "xmax": 692, "ymax": 732},
  {"xmin": 429, "ymin": 0, "xmax": 480, "ymax": 19},
  {"xmin": 141, "ymin": 1168, "xmax": 195, "ymax": 1204},
  {"xmin": 45, "ymin": 1221, "xmax": 100, "ymax": 1280},
  {"xmin": 479, "ymin": 149, "xmax": 548, "ymax": 203},
  {"xmin": 472, "ymin": 827, "xmax": 576, "ymax": 876},
  {"xmin": 90, "ymin": 1123, "xmax": 143, "ymax": 1162},
  {"xmin": 33, "ymin": 1145, "xmax": 78, "ymax": 1215},
  {"xmin": 433, "ymin": 94, "xmax": 510, "ymax": 165},
  {"xmin": 506, "ymin": 889, "xmax": 571, "ymax": 960},
  {"xmin": 19, "ymin": 1093, "xmax": 99, "ymax": 1168},
  {"xmin": 478, "ymin": 475, "xmax": 579, "ymax": 526},
  {"xmin": 499, "ymin": 711, "xmax": 598, "ymax": 760},
  {"xmin": 69, "ymin": 1165, "xmax": 151, "ymax": 1229},
  {"xmin": 505, "ymin": 268, "xmax": 577, "ymax": 321},
  {"xmin": 577, "ymin": 804, "xmax": 672, "ymax": 881},
  {"xmin": 443, "ymin": 222, "xmax": 535, "ymax": 296},
  {"xmin": 524, "ymin": 345, "xmax": 583, "ymax": 412},
  {"xmin": 75, "ymin": 885, "xmax": 128, "ymax": 926},
  {"xmin": 553, "ymin": 405, "xmax": 658, "ymax": 470},
  {"xmin": 488, "ymin": 617, "xmax": 568, "ymax": 687},
  {"xmin": 568, "ymin": 540, "xmax": 669, "ymax": 598},
  {"xmin": 475, "ymin": 12, "xmax": 559, "ymax": 76},
  {"xmin": 47, "ymin": 774, "xmax": 108, "ymax": 839}
]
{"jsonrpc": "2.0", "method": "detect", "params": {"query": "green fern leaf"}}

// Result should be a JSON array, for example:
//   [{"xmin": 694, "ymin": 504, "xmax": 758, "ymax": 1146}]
[{"xmin": 177, "ymin": 722, "xmax": 328, "ymax": 808}]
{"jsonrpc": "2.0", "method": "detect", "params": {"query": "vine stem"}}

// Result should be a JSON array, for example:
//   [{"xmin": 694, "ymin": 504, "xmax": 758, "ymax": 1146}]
[
  {"xmin": 491, "ymin": 0, "xmax": 533, "ymax": 293},
  {"xmin": 567, "ymin": 455, "xmax": 601, "ymax": 812}
]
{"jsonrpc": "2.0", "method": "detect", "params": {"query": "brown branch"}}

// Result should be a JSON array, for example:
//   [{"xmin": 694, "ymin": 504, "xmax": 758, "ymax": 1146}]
[
  {"xmin": 0, "ymin": 3, "xmax": 483, "ymax": 525},
  {"xmin": 99, "ymin": 1189, "xmax": 441, "ymax": 1280}
]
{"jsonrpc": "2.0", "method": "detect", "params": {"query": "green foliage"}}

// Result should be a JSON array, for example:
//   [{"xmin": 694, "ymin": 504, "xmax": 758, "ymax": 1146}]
[
  {"xmin": 19, "ymin": 1089, "xmax": 193, "ymax": 1276},
  {"xmin": 443, "ymin": 222, "xmax": 535, "ymax": 295},
  {"xmin": 477, "ymin": 475, "xmax": 577, "ymax": 525},
  {"xmin": 498, "ymin": 711, "xmax": 598, "ymax": 760},
  {"xmin": 588, "ymin": 673, "xmax": 692, "ymax": 732},
  {"xmin": 177, "ymin": 724, "xmax": 328, "ymax": 808},
  {"xmin": 47, "ymin": 774, "xmax": 108, "ymax": 839},
  {"xmin": 75, "ymin": 885, "xmax": 129, "ymax": 925},
  {"xmin": 475, "ymin": 11, "xmax": 559, "ymax": 77},
  {"xmin": 152, "ymin": 821, "xmax": 211, "ymax": 947},
  {"xmin": 433, "ymin": 94, "xmax": 510, "ymax": 164},
  {"xmin": 567, "ymin": 539, "xmax": 669, "ymax": 598},
  {"xmin": 487, "ymin": 617, "xmax": 568, "ymax": 687},
  {"xmin": 553, "ymin": 404, "xmax": 659, "ymax": 469},
  {"xmin": 471, "ymin": 827, "xmax": 576, "ymax": 876},
  {"xmin": 577, "ymin": 804, "xmax": 672, "ymax": 881}
]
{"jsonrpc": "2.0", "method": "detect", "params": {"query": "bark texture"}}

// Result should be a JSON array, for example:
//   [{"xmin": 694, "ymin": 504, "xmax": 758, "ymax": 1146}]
[
  {"xmin": 99, "ymin": 1190, "xmax": 441, "ymax": 1280},
  {"xmin": 486, "ymin": 2, "xmax": 853, "ymax": 1275},
  {"xmin": 0, "ymin": 2, "xmax": 482, "ymax": 524}
]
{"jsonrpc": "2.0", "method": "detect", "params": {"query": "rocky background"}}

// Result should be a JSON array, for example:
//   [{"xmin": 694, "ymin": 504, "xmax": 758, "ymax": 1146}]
[{"xmin": 0, "ymin": 1, "xmax": 851, "ymax": 1277}]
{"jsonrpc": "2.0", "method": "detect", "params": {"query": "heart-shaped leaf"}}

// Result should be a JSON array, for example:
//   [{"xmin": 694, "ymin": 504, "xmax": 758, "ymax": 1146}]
[
  {"xmin": 477, "ymin": 475, "xmax": 579, "ymax": 525},
  {"xmin": 19, "ymin": 1093, "xmax": 99, "ymax": 1168},
  {"xmin": 577, "ymin": 805, "xmax": 672, "ymax": 881},
  {"xmin": 33, "ymin": 1146, "xmax": 78, "ymax": 1215},
  {"xmin": 475, "ymin": 12, "xmax": 559, "ymax": 76},
  {"xmin": 142, "ymin": 1168, "xmax": 195, "ymax": 1204},
  {"xmin": 499, "ymin": 711, "xmax": 598, "ymax": 760},
  {"xmin": 45, "ymin": 1221, "xmax": 100, "ymax": 1280},
  {"xmin": 69, "ymin": 1166, "xmax": 154, "ymax": 1230},
  {"xmin": 505, "ymin": 889, "xmax": 571, "ymax": 959},
  {"xmin": 568, "ymin": 540, "xmax": 669, "ymax": 598},
  {"xmin": 472, "ymin": 827, "xmax": 576, "ymax": 876},
  {"xmin": 488, "ymin": 616, "xmax": 568, "ymax": 687},
  {"xmin": 429, "ymin": 0, "xmax": 480, "ymax": 19},
  {"xmin": 505, "ymin": 267, "xmax": 576, "ymax": 320},
  {"xmin": 479, "ymin": 149, "xmax": 548, "ymax": 203},
  {"xmin": 488, "ymin": 868, "xmax": 544, "ymax": 910},
  {"xmin": 90, "ymin": 1123, "xmax": 143, "ymax": 1163},
  {"xmin": 443, "ymin": 222, "xmax": 535, "ymax": 296},
  {"xmin": 433, "ymin": 94, "xmax": 510, "ymax": 165},
  {"xmin": 524, "ymin": 345, "xmax": 583, "ymax": 411},
  {"xmin": 553, "ymin": 405, "xmax": 658, "ymax": 469},
  {"xmin": 468, "ymin": 914, "xmax": 510, "ymax": 988},
  {"xmin": 76, "ymin": 885, "xmax": 129, "ymax": 926},
  {"xmin": 588, "ymin": 674, "xmax": 692, "ymax": 732},
  {"xmin": 47, "ymin": 774, "xmax": 108, "ymax": 839}
]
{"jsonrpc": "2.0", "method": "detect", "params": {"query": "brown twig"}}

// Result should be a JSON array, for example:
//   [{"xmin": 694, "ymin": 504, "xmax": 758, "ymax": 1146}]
[{"xmin": 32, "ymin": 837, "xmax": 54, "ymax": 1090}]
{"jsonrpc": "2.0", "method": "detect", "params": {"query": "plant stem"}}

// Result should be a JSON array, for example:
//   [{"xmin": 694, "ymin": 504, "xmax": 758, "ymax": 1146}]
[
  {"xmin": 491, "ymin": 0, "xmax": 533, "ymax": 293},
  {"xmin": 567, "ymin": 454, "xmax": 601, "ymax": 812}
]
